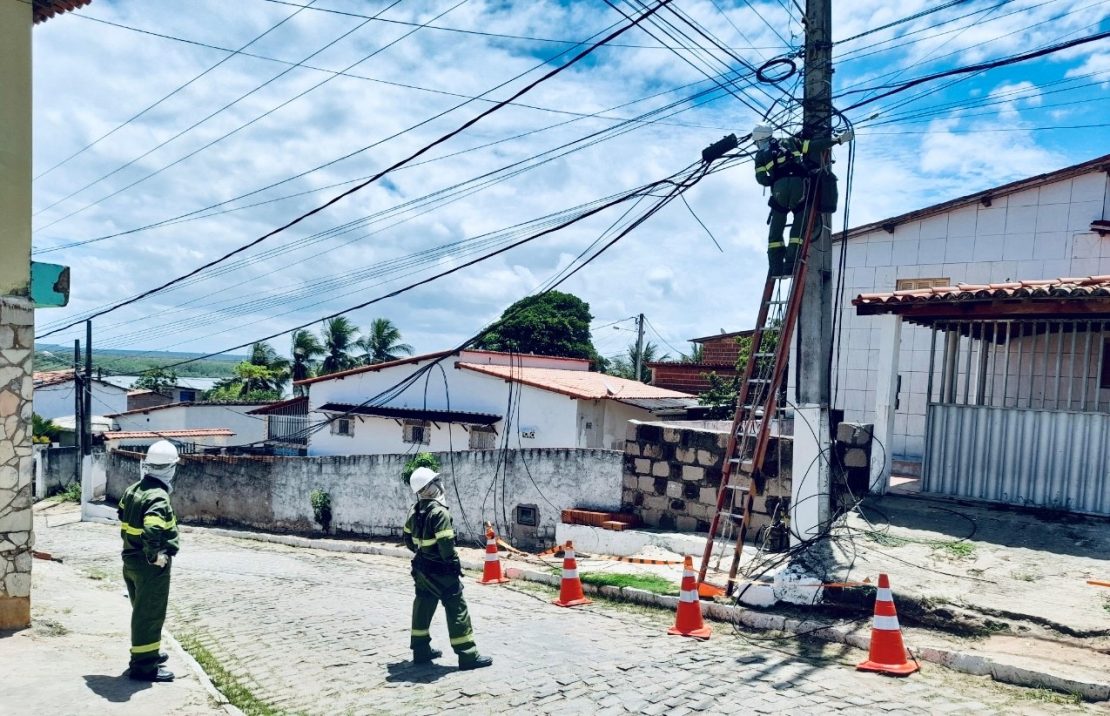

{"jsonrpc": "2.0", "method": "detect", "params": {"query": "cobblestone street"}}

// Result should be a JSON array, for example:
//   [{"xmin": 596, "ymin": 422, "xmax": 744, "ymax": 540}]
[{"xmin": 33, "ymin": 512, "xmax": 1095, "ymax": 715}]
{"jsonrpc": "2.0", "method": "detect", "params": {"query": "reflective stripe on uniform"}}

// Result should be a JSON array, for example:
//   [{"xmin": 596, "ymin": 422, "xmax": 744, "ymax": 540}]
[
  {"xmin": 143, "ymin": 515, "xmax": 176, "ymax": 530},
  {"xmin": 413, "ymin": 537, "xmax": 438, "ymax": 547},
  {"xmin": 787, "ymin": 237, "xmax": 801, "ymax": 246},
  {"xmin": 768, "ymin": 241, "xmax": 785, "ymax": 248},
  {"xmin": 873, "ymin": 615, "xmax": 900, "ymax": 631},
  {"xmin": 801, "ymin": 139, "xmax": 810, "ymax": 153},
  {"xmin": 411, "ymin": 628, "xmax": 430, "ymax": 637},
  {"xmin": 130, "ymin": 640, "xmax": 161, "ymax": 654},
  {"xmin": 449, "ymin": 632, "xmax": 474, "ymax": 646},
  {"xmin": 434, "ymin": 529, "xmax": 455, "ymax": 541},
  {"xmin": 403, "ymin": 526, "xmax": 411, "ymax": 534},
  {"xmin": 121, "ymin": 524, "xmax": 143, "ymax": 536},
  {"xmin": 562, "ymin": 569, "xmax": 578, "ymax": 580}
]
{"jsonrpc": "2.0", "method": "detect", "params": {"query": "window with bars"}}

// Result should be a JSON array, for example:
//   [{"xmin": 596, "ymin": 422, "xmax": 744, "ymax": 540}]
[
  {"xmin": 403, "ymin": 420, "xmax": 430, "ymax": 445},
  {"xmin": 895, "ymin": 277, "xmax": 951, "ymax": 291},
  {"xmin": 468, "ymin": 425, "xmax": 497, "ymax": 450},
  {"xmin": 331, "ymin": 417, "xmax": 353, "ymax": 437}
]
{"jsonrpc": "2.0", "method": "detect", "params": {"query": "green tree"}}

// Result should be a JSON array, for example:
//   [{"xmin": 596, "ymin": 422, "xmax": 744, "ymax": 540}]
[
  {"xmin": 356, "ymin": 318, "xmax": 414, "ymax": 365},
  {"xmin": 607, "ymin": 341, "xmax": 668, "ymax": 383},
  {"xmin": 698, "ymin": 328, "xmax": 779, "ymax": 418},
  {"xmin": 320, "ymin": 317, "xmax": 359, "ymax": 375},
  {"xmin": 290, "ymin": 329, "xmax": 324, "ymax": 396},
  {"xmin": 248, "ymin": 341, "xmax": 290, "ymax": 393},
  {"xmin": 402, "ymin": 452, "xmax": 442, "ymax": 487},
  {"xmin": 133, "ymin": 368, "xmax": 177, "ymax": 395},
  {"xmin": 680, "ymin": 342, "xmax": 704, "ymax": 363},
  {"xmin": 206, "ymin": 362, "xmax": 283, "ymax": 401},
  {"xmin": 474, "ymin": 291, "xmax": 602, "ymax": 365},
  {"xmin": 32, "ymin": 413, "xmax": 63, "ymax": 444}
]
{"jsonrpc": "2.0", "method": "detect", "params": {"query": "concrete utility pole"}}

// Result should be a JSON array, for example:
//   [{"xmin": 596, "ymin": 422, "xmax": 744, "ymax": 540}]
[
  {"xmin": 791, "ymin": 0, "xmax": 834, "ymax": 543},
  {"xmin": 84, "ymin": 320, "xmax": 92, "ymax": 456},
  {"xmin": 633, "ymin": 313, "xmax": 646, "ymax": 382},
  {"xmin": 798, "ymin": 0, "xmax": 833, "ymax": 405}
]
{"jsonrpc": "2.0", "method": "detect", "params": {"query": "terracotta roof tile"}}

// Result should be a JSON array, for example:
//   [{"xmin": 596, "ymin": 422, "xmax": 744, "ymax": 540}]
[
  {"xmin": 457, "ymin": 363, "xmax": 694, "ymax": 400},
  {"xmin": 33, "ymin": 0, "xmax": 91, "ymax": 24},
  {"xmin": 104, "ymin": 429, "xmax": 234, "ymax": 440},
  {"xmin": 854, "ymin": 275, "xmax": 1110, "ymax": 308}
]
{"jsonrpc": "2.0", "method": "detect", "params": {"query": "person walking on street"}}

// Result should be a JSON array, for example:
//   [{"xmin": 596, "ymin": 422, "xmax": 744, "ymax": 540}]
[
  {"xmin": 117, "ymin": 440, "xmax": 181, "ymax": 682},
  {"xmin": 404, "ymin": 467, "xmax": 493, "ymax": 671}
]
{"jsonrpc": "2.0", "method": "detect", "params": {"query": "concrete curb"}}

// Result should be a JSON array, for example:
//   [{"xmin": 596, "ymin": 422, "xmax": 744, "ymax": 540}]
[
  {"xmin": 164, "ymin": 632, "xmax": 246, "ymax": 716},
  {"xmin": 184, "ymin": 525, "xmax": 1109, "ymax": 702}
]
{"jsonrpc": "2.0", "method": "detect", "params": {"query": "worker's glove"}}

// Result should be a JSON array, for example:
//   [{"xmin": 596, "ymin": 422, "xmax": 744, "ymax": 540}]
[
  {"xmin": 450, "ymin": 558, "xmax": 463, "ymax": 576},
  {"xmin": 835, "ymin": 129, "xmax": 854, "ymax": 145},
  {"xmin": 151, "ymin": 552, "xmax": 169, "ymax": 569}
]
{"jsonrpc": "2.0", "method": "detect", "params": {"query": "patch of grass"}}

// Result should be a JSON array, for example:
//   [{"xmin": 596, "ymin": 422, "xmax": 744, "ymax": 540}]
[
  {"xmin": 864, "ymin": 532, "xmax": 910, "ymax": 548},
  {"xmin": 33, "ymin": 619, "xmax": 69, "ymax": 637},
  {"xmin": 176, "ymin": 633, "xmax": 284, "ymax": 716},
  {"xmin": 1010, "ymin": 569, "xmax": 1041, "ymax": 582},
  {"xmin": 58, "ymin": 482, "xmax": 81, "ymax": 503},
  {"xmin": 1100, "ymin": 594, "xmax": 1110, "ymax": 614},
  {"xmin": 580, "ymin": 572, "xmax": 679, "ymax": 596},
  {"xmin": 932, "ymin": 540, "xmax": 975, "ymax": 559},
  {"xmin": 1014, "ymin": 688, "xmax": 1083, "ymax": 705}
]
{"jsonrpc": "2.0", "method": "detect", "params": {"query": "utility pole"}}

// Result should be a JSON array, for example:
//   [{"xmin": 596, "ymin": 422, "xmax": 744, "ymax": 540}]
[
  {"xmin": 73, "ymin": 339, "xmax": 82, "ymax": 487},
  {"xmin": 792, "ymin": 0, "xmax": 834, "ymax": 542},
  {"xmin": 798, "ymin": 0, "xmax": 833, "ymax": 405},
  {"xmin": 83, "ymin": 320, "xmax": 92, "ymax": 456},
  {"xmin": 633, "ymin": 313, "xmax": 646, "ymax": 382}
]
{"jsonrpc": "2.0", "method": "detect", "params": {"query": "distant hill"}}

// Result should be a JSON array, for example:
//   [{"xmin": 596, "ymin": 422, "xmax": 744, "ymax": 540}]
[{"xmin": 34, "ymin": 344, "xmax": 247, "ymax": 379}]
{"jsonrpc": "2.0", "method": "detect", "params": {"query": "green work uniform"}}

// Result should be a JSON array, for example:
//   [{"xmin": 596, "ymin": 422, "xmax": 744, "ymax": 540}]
[
  {"xmin": 118, "ymin": 475, "xmax": 179, "ymax": 675},
  {"xmin": 403, "ymin": 499, "xmax": 480, "ymax": 664},
  {"xmin": 754, "ymin": 136, "xmax": 837, "ymax": 276}
]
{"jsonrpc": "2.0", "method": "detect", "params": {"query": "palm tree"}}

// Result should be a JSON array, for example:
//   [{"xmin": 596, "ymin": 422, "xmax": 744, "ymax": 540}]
[
  {"xmin": 608, "ymin": 341, "xmax": 668, "ymax": 383},
  {"xmin": 247, "ymin": 341, "xmax": 290, "ymax": 393},
  {"xmin": 356, "ymin": 318, "xmax": 414, "ymax": 365},
  {"xmin": 320, "ymin": 317, "xmax": 359, "ymax": 375},
  {"xmin": 290, "ymin": 329, "xmax": 324, "ymax": 396},
  {"xmin": 681, "ymin": 343, "xmax": 704, "ymax": 364}
]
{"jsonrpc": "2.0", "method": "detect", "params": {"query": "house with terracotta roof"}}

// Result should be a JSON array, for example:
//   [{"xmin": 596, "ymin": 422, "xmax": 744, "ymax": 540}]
[
  {"xmin": 106, "ymin": 400, "xmax": 270, "ymax": 448},
  {"xmin": 295, "ymin": 349, "xmax": 697, "ymax": 456},
  {"xmin": 834, "ymin": 153, "xmax": 1110, "ymax": 516},
  {"xmin": 32, "ymin": 369, "xmax": 130, "ymax": 421}
]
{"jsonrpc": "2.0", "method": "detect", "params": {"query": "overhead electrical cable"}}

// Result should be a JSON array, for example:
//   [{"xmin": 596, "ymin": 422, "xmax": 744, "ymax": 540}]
[
  {"xmin": 35, "ymin": 0, "xmax": 677, "ymax": 341},
  {"xmin": 834, "ymin": 0, "xmax": 971, "ymax": 45},
  {"xmin": 34, "ymin": 0, "xmax": 432, "ymax": 228},
  {"xmin": 33, "ymin": 0, "xmax": 318, "ymax": 182}
]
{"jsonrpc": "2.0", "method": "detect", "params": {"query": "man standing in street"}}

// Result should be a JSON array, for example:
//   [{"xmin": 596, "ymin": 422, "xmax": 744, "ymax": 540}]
[
  {"xmin": 404, "ymin": 467, "xmax": 493, "ymax": 671},
  {"xmin": 117, "ymin": 440, "xmax": 180, "ymax": 682}
]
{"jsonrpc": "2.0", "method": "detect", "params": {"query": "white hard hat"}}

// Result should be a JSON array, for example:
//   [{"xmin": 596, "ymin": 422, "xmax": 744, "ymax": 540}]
[
  {"xmin": 145, "ymin": 440, "xmax": 180, "ymax": 467},
  {"xmin": 409, "ymin": 466, "xmax": 440, "ymax": 494},
  {"xmin": 751, "ymin": 124, "xmax": 773, "ymax": 142}
]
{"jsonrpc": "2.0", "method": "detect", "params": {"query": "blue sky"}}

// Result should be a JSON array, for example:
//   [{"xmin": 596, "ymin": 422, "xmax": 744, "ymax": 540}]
[{"xmin": 30, "ymin": 0, "xmax": 1110, "ymax": 367}]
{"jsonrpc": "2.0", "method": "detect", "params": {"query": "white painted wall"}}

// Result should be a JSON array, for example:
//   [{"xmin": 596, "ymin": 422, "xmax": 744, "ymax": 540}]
[
  {"xmin": 33, "ymin": 379, "xmax": 129, "ymax": 421},
  {"xmin": 832, "ymin": 169, "xmax": 1110, "ymax": 462},
  {"xmin": 112, "ymin": 404, "xmax": 268, "ymax": 446}
]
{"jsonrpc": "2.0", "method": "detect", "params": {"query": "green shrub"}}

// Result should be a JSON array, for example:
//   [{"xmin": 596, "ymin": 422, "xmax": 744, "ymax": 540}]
[
  {"xmin": 310, "ymin": 489, "xmax": 332, "ymax": 532},
  {"xmin": 59, "ymin": 481, "xmax": 81, "ymax": 503},
  {"xmin": 402, "ymin": 452, "xmax": 441, "ymax": 487}
]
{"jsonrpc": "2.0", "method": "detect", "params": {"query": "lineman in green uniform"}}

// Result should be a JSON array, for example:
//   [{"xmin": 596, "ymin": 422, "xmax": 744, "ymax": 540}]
[
  {"xmin": 752, "ymin": 123, "xmax": 854, "ymax": 276},
  {"xmin": 117, "ymin": 440, "xmax": 181, "ymax": 682},
  {"xmin": 404, "ymin": 467, "xmax": 493, "ymax": 671}
]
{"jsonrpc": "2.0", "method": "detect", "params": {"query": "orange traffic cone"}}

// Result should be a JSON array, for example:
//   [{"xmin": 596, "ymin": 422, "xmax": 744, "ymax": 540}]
[
  {"xmin": 553, "ymin": 541, "xmax": 591, "ymax": 607},
  {"xmin": 857, "ymin": 573, "xmax": 918, "ymax": 676},
  {"xmin": 477, "ymin": 524, "xmax": 510, "ymax": 585},
  {"xmin": 668, "ymin": 556, "xmax": 712, "ymax": 640}
]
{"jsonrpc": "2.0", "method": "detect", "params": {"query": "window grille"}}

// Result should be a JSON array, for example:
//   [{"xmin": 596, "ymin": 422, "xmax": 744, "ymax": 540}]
[
  {"xmin": 403, "ymin": 420, "xmax": 429, "ymax": 444},
  {"xmin": 468, "ymin": 425, "xmax": 497, "ymax": 449},
  {"xmin": 895, "ymin": 277, "xmax": 950, "ymax": 291}
]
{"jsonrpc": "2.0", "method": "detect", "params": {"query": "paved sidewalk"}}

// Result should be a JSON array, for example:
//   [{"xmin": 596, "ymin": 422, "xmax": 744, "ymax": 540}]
[
  {"xmin": 31, "ymin": 504, "xmax": 1101, "ymax": 715},
  {"xmin": 0, "ymin": 507, "xmax": 222, "ymax": 714}
]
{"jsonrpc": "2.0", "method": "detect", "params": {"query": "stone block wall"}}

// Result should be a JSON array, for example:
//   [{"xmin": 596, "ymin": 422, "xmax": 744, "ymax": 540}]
[
  {"xmin": 0, "ymin": 297, "xmax": 34, "ymax": 629},
  {"xmin": 621, "ymin": 420, "xmax": 792, "ymax": 541}
]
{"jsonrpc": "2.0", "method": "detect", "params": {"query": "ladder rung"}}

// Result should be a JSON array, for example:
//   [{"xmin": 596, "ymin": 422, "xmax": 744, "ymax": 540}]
[
  {"xmin": 728, "ymin": 458, "xmax": 755, "ymax": 472},
  {"xmin": 748, "ymin": 378, "xmax": 771, "ymax": 383},
  {"xmin": 766, "ymin": 299, "xmax": 789, "ymax": 305},
  {"xmin": 754, "ymin": 351, "xmax": 775, "ymax": 357}
]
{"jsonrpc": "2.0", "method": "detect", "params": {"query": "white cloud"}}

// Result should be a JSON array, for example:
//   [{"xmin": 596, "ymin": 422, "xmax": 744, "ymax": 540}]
[{"xmin": 27, "ymin": 0, "xmax": 1103, "ymax": 363}]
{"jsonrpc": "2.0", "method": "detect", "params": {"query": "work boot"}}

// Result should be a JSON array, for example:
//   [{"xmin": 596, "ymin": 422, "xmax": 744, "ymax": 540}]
[
  {"xmin": 767, "ymin": 247, "xmax": 785, "ymax": 277},
  {"xmin": 458, "ymin": 655, "xmax": 493, "ymax": 671},
  {"xmin": 129, "ymin": 667, "xmax": 175, "ymax": 682},
  {"xmin": 412, "ymin": 648, "xmax": 442, "ymax": 664},
  {"xmin": 157, "ymin": 652, "xmax": 169, "ymax": 665},
  {"xmin": 783, "ymin": 242, "xmax": 799, "ymax": 275}
]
